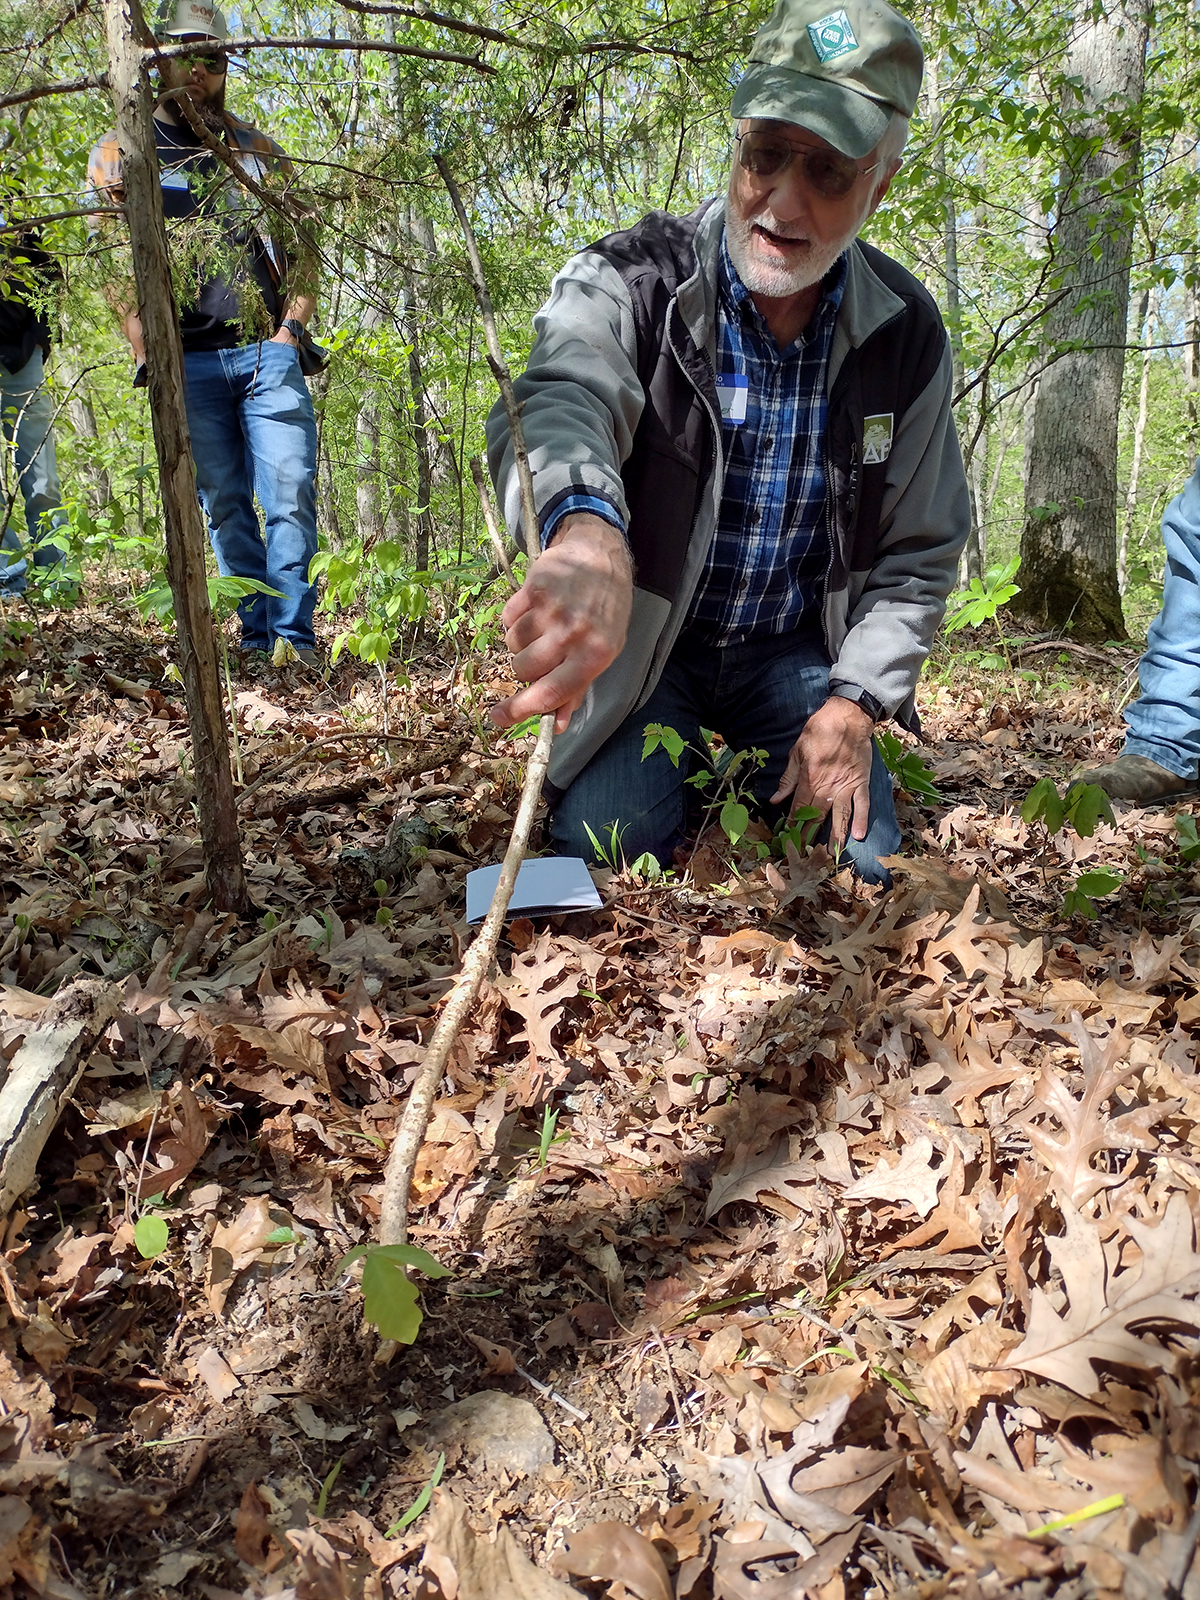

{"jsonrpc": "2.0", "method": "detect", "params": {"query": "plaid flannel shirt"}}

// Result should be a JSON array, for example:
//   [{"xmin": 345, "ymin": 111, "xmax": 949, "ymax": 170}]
[
  {"xmin": 545, "ymin": 235, "xmax": 846, "ymax": 650},
  {"xmin": 685, "ymin": 237, "xmax": 845, "ymax": 645}
]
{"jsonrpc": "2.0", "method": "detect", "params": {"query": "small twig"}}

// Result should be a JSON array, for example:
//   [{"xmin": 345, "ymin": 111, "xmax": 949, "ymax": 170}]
[
  {"xmin": 377, "ymin": 150, "xmax": 553, "ymax": 1248},
  {"xmin": 650, "ymin": 1323, "xmax": 693, "ymax": 1448},
  {"xmin": 469, "ymin": 454, "xmax": 517, "ymax": 589},
  {"xmin": 236, "ymin": 729, "xmax": 459, "ymax": 808},
  {"xmin": 515, "ymin": 1364, "xmax": 589, "ymax": 1422}
]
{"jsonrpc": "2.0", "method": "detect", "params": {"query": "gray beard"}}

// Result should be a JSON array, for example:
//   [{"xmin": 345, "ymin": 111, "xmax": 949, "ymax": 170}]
[{"xmin": 725, "ymin": 207, "xmax": 857, "ymax": 298}]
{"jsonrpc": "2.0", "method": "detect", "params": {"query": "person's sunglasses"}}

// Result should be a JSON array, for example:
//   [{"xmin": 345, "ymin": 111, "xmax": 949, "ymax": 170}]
[
  {"xmin": 177, "ymin": 48, "xmax": 228, "ymax": 72},
  {"xmin": 735, "ymin": 130, "xmax": 879, "ymax": 199}
]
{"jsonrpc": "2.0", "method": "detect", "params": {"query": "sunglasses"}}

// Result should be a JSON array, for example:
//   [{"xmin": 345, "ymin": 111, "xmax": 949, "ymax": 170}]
[
  {"xmin": 176, "ymin": 49, "xmax": 228, "ymax": 72},
  {"xmin": 735, "ymin": 130, "xmax": 879, "ymax": 200}
]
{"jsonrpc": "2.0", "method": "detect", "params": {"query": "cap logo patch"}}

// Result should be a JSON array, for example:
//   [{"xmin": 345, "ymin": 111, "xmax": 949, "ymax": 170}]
[{"xmin": 807, "ymin": 10, "xmax": 859, "ymax": 62}]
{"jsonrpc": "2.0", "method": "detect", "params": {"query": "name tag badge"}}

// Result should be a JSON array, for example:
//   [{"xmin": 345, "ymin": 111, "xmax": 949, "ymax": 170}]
[
  {"xmin": 717, "ymin": 372, "xmax": 748, "ymax": 425},
  {"xmin": 160, "ymin": 169, "xmax": 190, "ymax": 191}
]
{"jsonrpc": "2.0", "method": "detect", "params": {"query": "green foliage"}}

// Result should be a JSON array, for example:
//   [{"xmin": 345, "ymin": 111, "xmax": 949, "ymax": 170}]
[
  {"xmin": 875, "ymin": 728, "xmax": 942, "ymax": 801},
  {"xmin": 1175, "ymin": 813, "xmax": 1200, "ymax": 863},
  {"xmin": 1063, "ymin": 782, "xmax": 1116, "ymax": 839},
  {"xmin": 534, "ymin": 1103, "xmax": 570, "ymax": 1167},
  {"xmin": 133, "ymin": 1214, "xmax": 169, "ymax": 1259},
  {"xmin": 719, "ymin": 796, "xmax": 750, "ymax": 846},
  {"xmin": 943, "ymin": 557, "xmax": 1022, "ymax": 634},
  {"xmin": 642, "ymin": 723, "xmax": 687, "ymax": 767},
  {"xmin": 386, "ymin": 1452, "xmax": 446, "ymax": 1537},
  {"xmin": 339, "ymin": 1242, "xmax": 452, "ymax": 1345},
  {"xmin": 1022, "ymin": 776, "xmax": 1065, "ymax": 835},
  {"xmin": 1062, "ymin": 867, "xmax": 1125, "ymax": 920}
]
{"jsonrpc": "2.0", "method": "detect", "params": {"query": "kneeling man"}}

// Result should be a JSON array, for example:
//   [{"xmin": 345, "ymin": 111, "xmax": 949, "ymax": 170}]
[{"xmin": 488, "ymin": 0, "xmax": 969, "ymax": 883}]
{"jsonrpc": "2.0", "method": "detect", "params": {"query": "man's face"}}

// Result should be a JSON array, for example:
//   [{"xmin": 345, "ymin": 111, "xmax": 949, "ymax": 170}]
[
  {"xmin": 726, "ymin": 118, "xmax": 896, "ymax": 300},
  {"xmin": 160, "ymin": 35, "xmax": 227, "ymax": 105}
]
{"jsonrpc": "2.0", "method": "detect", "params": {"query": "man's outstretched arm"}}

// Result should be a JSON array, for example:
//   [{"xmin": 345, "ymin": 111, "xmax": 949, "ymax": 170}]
[{"xmin": 491, "ymin": 513, "xmax": 633, "ymax": 735}]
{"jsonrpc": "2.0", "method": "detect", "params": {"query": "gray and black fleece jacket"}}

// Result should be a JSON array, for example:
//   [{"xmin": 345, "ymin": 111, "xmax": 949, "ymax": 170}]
[{"xmin": 487, "ymin": 196, "xmax": 970, "ymax": 794}]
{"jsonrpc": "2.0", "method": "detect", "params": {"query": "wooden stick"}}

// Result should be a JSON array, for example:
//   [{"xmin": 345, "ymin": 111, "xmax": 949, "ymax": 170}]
[
  {"xmin": 377, "ymin": 153, "xmax": 554, "ymax": 1248},
  {"xmin": 0, "ymin": 978, "xmax": 121, "ymax": 1218}
]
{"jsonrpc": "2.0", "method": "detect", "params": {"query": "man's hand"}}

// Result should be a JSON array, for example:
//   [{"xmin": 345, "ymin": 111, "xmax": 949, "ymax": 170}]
[
  {"xmin": 771, "ymin": 696, "xmax": 875, "ymax": 847},
  {"xmin": 491, "ymin": 514, "xmax": 633, "ymax": 735}
]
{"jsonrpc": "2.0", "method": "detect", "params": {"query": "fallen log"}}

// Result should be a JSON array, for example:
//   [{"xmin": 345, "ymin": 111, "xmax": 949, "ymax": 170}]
[{"xmin": 0, "ymin": 977, "xmax": 121, "ymax": 1218}]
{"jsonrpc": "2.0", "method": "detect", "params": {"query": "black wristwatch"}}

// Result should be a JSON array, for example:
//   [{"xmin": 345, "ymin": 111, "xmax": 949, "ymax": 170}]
[
  {"xmin": 829, "ymin": 682, "xmax": 886, "ymax": 723},
  {"xmin": 281, "ymin": 317, "xmax": 307, "ymax": 342}
]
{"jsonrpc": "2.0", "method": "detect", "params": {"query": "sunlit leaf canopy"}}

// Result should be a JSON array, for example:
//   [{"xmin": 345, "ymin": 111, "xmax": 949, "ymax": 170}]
[{"xmin": 1, "ymin": 0, "xmax": 1198, "ymax": 617}]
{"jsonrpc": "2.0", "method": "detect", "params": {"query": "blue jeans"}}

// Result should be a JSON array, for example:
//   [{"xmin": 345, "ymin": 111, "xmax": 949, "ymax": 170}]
[
  {"xmin": 0, "ymin": 349, "xmax": 68, "ymax": 595},
  {"xmin": 183, "ymin": 342, "xmax": 319, "ymax": 650},
  {"xmin": 550, "ymin": 630, "xmax": 901, "ymax": 885},
  {"xmin": 1124, "ymin": 457, "xmax": 1200, "ymax": 778}
]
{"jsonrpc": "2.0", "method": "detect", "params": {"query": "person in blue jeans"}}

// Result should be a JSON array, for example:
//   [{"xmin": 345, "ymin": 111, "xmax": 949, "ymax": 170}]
[
  {"xmin": 0, "ymin": 231, "xmax": 68, "ymax": 595},
  {"xmin": 1079, "ymin": 461, "xmax": 1200, "ymax": 804},
  {"xmin": 89, "ymin": 1, "xmax": 322, "ymax": 666}
]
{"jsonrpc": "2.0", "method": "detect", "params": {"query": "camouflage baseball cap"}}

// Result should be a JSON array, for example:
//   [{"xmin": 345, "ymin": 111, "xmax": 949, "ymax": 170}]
[{"xmin": 732, "ymin": 0, "xmax": 923, "ymax": 159}]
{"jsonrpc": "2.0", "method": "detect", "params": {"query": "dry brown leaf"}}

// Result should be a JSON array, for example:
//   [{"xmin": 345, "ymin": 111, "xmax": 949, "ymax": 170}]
[
  {"xmin": 287, "ymin": 1527, "xmax": 350, "ymax": 1600},
  {"xmin": 1017, "ymin": 1018, "xmax": 1173, "ymax": 1206},
  {"xmin": 704, "ymin": 1090, "xmax": 808, "ymax": 1221},
  {"xmin": 137, "ymin": 1081, "xmax": 210, "ymax": 1197},
  {"xmin": 1002, "ymin": 1190, "xmax": 1200, "ymax": 1396},
  {"xmin": 711, "ymin": 1526, "xmax": 859, "ymax": 1600},
  {"xmin": 420, "ymin": 1489, "xmax": 580, "ymax": 1599},
  {"xmin": 234, "ymin": 1480, "xmax": 285, "ymax": 1571},
  {"xmin": 552, "ymin": 1521, "xmax": 673, "ymax": 1600},
  {"xmin": 206, "ymin": 1195, "xmax": 278, "ymax": 1315},
  {"xmin": 915, "ymin": 1323, "xmax": 1023, "ymax": 1420},
  {"xmin": 465, "ymin": 1332, "xmax": 517, "ymax": 1375},
  {"xmin": 842, "ymin": 1134, "xmax": 943, "ymax": 1218},
  {"xmin": 192, "ymin": 1345, "xmax": 241, "ymax": 1403}
]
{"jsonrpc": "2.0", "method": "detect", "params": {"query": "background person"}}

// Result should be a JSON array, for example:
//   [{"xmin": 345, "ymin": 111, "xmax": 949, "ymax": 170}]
[
  {"xmin": 1078, "ymin": 463, "xmax": 1200, "ymax": 803},
  {"xmin": 89, "ymin": 0, "xmax": 323, "ymax": 667},
  {"xmin": 487, "ymin": 0, "xmax": 970, "ymax": 882},
  {"xmin": 0, "ymin": 227, "xmax": 69, "ymax": 596}
]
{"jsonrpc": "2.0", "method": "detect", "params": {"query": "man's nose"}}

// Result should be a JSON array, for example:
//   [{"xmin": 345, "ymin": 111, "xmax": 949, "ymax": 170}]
[{"xmin": 763, "ymin": 162, "xmax": 813, "ymax": 223}]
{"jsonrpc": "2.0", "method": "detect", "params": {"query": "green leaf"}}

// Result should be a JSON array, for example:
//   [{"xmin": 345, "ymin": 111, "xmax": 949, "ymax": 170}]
[
  {"xmin": 1022, "ymin": 777, "xmax": 1064, "ymax": 833},
  {"xmin": 720, "ymin": 797, "xmax": 750, "ymax": 845},
  {"xmin": 358, "ymin": 1244, "xmax": 452, "ymax": 1345},
  {"xmin": 1064, "ymin": 782, "xmax": 1115, "ymax": 838},
  {"xmin": 642, "ymin": 722, "xmax": 686, "ymax": 767},
  {"xmin": 134, "ymin": 1214, "xmax": 169, "ymax": 1259},
  {"xmin": 1174, "ymin": 813, "xmax": 1200, "ymax": 861},
  {"xmin": 387, "ymin": 1451, "xmax": 445, "ymax": 1535},
  {"xmin": 1074, "ymin": 867, "xmax": 1123, "ymax": 898},
  {"xmin": 264, "ymin": 1226, "xmax": 298, "ymax": 1246}
]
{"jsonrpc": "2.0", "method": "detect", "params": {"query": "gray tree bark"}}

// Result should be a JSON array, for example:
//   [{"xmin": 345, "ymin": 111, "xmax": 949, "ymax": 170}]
[
  {"xmin": 102, "ymin": 0, "xmax": 248, "ymax": 913},
  {"xmin": 1016, "ymin": 0, "xmax": 1148, "ymax": 640}
]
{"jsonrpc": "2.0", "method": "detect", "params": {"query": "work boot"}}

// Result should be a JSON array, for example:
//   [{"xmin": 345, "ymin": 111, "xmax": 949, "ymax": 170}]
[{"xmin": 1074, "ymin": 753, "xmax": 1200, "ymax": 805}]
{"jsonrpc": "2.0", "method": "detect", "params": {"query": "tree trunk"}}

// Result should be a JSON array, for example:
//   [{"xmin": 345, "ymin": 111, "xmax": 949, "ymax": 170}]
[
  {"xmin": 355, "ymin": 394, "xmax": 384, "ymax": 545},
  {"xmin": 102, "ymin": 0, "xmax": 248, "ymax": 914},
  {"xmin": 927, "ymin": 57, "xmax": 980, "ymax": 585},
  {"xmin": 1015, "ymin": 0, "xmax": 1147, "ymax": 640},
  {"xmin": 56, "ymin": 348, "xmax": 111, "ymax": 512},
  {"xmin": 309, "ymin": 366, "xmax": 343, "ymax": 544},
  {"xmin": 1120, "ymin": 286, "xmax": 1156, "ymax": 593}
]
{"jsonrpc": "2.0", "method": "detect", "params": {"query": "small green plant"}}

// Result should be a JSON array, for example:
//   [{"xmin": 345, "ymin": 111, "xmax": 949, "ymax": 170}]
[
  {"xmin": 642, "ymin": 723, "xmax": 767, "ymax": 856},
  {"xmin": 133, "ymin": 1213, "xmax": 169, "ymax": 1259},
  {"xmin": 386, "ymin": 1451, "xmax": 445, "ymax": 1536},
  {"xmin": 339, "ymin": 1242, "xmax": 452, "ymax": 1344},
  {"xmin": 1021, "ymin": 778, "xmax": 1121, "ymax": 912},
  {"xmin": 875, "ymin": 727, "xmax": 942, "ymax": 801},
  {"xmin": 1175, "ymin": 813, "xmax": 1200, "ymax": 863},
  {"xmin": 534, "ymin": 1103, "xmax": 570, "ymax": 1168},
  {"xmin": 943, "ymin": 555, "xmax": 1022, "ymax": 670},
  {"xmin": 1062, "ymin": 866, "xmax": 1125, "ymax": 920}
]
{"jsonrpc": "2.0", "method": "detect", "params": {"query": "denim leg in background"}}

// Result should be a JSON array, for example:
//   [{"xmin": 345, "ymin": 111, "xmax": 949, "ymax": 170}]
[
  {"xmin": 1122, "ymin": 458, "xmax": 1200, "ymax": 779},
  {"xmin": 0, "ymin": 350, "xmax": 68, "ymax": 596},
  {"xmin": 183, "ymin": 342, "xmax": 319, "ymax": 650},
  {"xmin": 550, "ymin": 629, "xmax": 900, "ymax": 884}
]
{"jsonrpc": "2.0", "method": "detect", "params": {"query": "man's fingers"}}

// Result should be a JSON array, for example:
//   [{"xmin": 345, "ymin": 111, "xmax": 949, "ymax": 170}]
[
  {"xmin": 490, "ymin": 670, "xmax": 586, "ymax": 731},
  {"xmin": 500, "ymin": 586, "xmax": 532, "ymax": 631},
  {"xmin": 770, "ymin": 745, "xmax": 805, "ymax": 806},
  {"xmin": 851, "ymin": 779, "xmax": 872, "ymax": 841}
]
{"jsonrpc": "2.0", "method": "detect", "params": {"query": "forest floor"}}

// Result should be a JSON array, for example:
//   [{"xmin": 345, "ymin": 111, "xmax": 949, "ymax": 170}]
[{"xmin": 1, "ymin": 596, "xmax": 1199, "ymax": 1600}]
